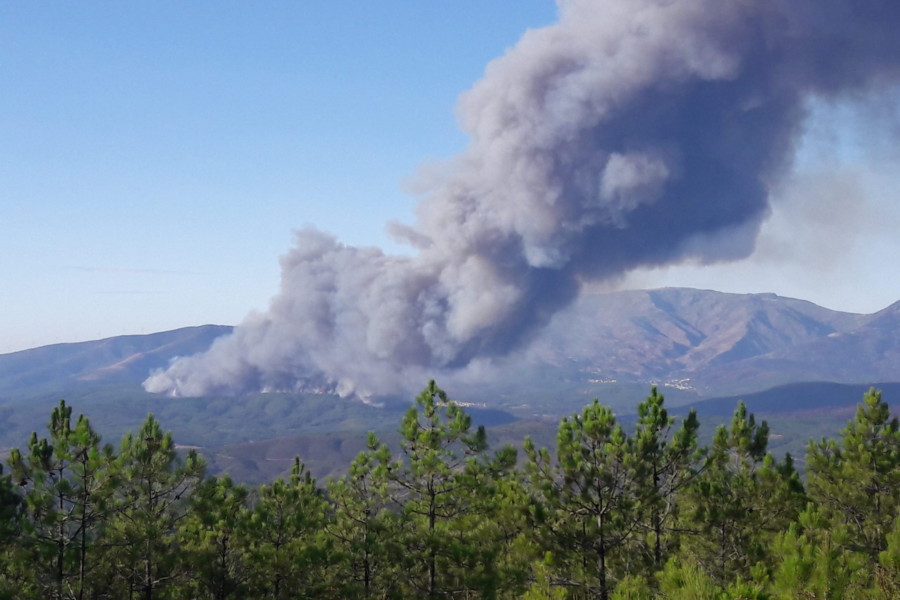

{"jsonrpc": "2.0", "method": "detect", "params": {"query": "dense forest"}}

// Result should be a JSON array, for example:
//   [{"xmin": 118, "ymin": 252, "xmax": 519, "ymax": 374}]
[{"xmin": 0, "ymin": 383, "xmax": 897, "ymax": 599}]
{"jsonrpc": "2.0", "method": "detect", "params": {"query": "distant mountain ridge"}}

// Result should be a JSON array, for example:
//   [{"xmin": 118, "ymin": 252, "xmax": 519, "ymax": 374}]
[
  {"xmin": 1, "ymin": 288, "xmax": 899, "ymax": 403},
  {"xmin": 521, "ymin": 288, "xmax": 898, "ymax": 395},
  {"xmin": 0, "ymin": 325, "xmax": 233, "ymax": 401}
]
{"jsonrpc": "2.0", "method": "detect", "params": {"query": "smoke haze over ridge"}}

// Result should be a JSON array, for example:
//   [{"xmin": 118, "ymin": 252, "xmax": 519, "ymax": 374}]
[{"xmin": 144, "ymin": 0, "xmax": 900, "ymax": 399}]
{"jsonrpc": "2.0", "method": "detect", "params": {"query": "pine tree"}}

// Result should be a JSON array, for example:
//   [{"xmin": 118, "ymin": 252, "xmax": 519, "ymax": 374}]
[
  {"xmin": 175, "ymin": 474, "xmax": 251, "ymax": 600},
  {"xmin": 485, "ymin": 463, "xmax": 535, "ymax": 597},
  {"xmin": 369, "ymin": 380, "xmax": 512, "ymax": 599},
  {"xmin": 105, "ymin": 414, "xmax": 205, "ymax": 600},
  {"xmin": 806, "ymin": 388, "xmax": 900, "ymax": 562},
  {"xmin": 521, "ymin": 557, "xmax": 567, "ymax": 600},
  {"xmin": 608, "ymin": 574, "xmax": 653, "ymax": 600},
  {"xmin": 0, "ymin": 463, "xmax": 24, "ymax": 599},
  {"xmin": 770, "ymin": 504, "xmax": 868, "ymax": 599},
  {"xmin": 325, "ymin": 444, "xmax": 398, "ymax": 598},
  {"xmin": 656, "ymin": 558, "xmax": 722, "ymax": 600},
  {"xmin": 6, "ymin": 400, "xmax": 115, "ymax": 600},
  {"xmin": 525, "ymin": 399, "xmax": 635, "ymax": 600},
  {"xmin": 680, "ymin": 402, "xmax": 804, "ymax": 584},
  {"xmin": 874, "ymin": 509, "xmax": 900, "ymax": 598},
  {"xmin": 243, "ymin": 457, "xmax": 330, "ymax": 599},
  {"xmin": 630, "ymin": 388, "xmax": 700, "ymax": 572}
]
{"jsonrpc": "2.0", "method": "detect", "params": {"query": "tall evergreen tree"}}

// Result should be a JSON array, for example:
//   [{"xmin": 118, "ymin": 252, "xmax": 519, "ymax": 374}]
[
  {"xmin": 105, "ymin": 414, "xmax": 205, "ymax": 600},
  {"xmin": 6, "ymin": 400, "xmax": 115, "ymax": 600},
  {"xmin": 244, "ymin": 457, "xmax": 330, "ymax": 599},
  {"xmin": 874, "ymin": 509, "xmax": 900, "ymax": 598},
  {"xmin": 806, "ymin": 388, "xmax": 900, "ymax": 562},
  {"xmin": 485, "ymin": 464, "xmax": 535, "ymax": 597},
  {"xmin": 0, "ymin": 462, "xmax": 24, "ymax": 600},
  {"xmin": 326, "ymin": 444, "xmax": 398, "ymax": 599},
  {"xmin": 769, "ymin": 504, "xmax": 868, "ymax": 599},
  {"xmin": 369, "ymin": 380, "xmax": 513, "ymax": 599},
  {"xmin": 680, "ymin": 402, "xmax": 804, "ymax": 584},
  {"xmin": 630, "ymin": 388, "xmax": 700, "ymax": 572},
  {"xmin": 525, "ymin": 399, "xmax": 635, "ymax": 600},
  {"xmin": 175, "ymin": 474, "xmax": 251, "ymax": 600}
]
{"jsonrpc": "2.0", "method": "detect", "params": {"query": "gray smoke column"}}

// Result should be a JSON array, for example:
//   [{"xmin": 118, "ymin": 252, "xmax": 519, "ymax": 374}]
[{"xmin": 144, "ymin": 0, "xmax": 900, "ymax": 399}]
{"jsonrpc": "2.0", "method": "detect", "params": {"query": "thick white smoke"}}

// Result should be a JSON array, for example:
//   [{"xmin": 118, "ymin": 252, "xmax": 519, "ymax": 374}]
[{"xmin": 144, "ymin": 0, "xmax": 900, "ymax": 399}]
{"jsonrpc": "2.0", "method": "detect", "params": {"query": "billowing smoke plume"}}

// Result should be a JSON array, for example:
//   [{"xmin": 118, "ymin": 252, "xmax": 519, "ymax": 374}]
[{"xmin": 144, "ymin": 0, "xmax": 900, "ymax": 399}]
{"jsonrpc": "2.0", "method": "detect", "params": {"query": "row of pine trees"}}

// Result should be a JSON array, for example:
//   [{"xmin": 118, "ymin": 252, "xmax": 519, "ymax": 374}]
[{"xmin": 0, "ymin": 382, "xmax": 897, "ymax": 599}]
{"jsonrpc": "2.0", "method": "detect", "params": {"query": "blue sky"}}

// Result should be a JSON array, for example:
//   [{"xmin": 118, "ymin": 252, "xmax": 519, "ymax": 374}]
[{"xmin": 3, "ymin": 1, "xmax": 899, "ymax": 353}]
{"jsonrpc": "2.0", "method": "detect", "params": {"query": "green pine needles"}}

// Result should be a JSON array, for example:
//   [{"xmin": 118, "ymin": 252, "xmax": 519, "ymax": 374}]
[{"xmin": 0, "ymin": 384, "xmax": 897, "ymax": 599}]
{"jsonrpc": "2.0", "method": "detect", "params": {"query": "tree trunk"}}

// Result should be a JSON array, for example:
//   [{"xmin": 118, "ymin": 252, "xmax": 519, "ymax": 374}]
[
  {"xmin": 57, "ymin": 488, "xmax": 65, "ymax": 600},
  {"xmin": 363, "ymin": 520, "xmax": 371, "ymax": 599},
  {"xmin": 653, "ymin": 462, "xmax": 662, "ymax": 568},
  {"xmin": 79, "ymin": 487, "xmax": 88, "ymax": 600},
  {"xmin": 597, "ymin": 515, "xmax": 608, "ymax": 600},
  {"xmin": 144, "ymin": 535, "xmax": 153, "ymax": 600},
  {"xmin": 429, "ymin": 479, "xmax": 437, "ymax": 600}
]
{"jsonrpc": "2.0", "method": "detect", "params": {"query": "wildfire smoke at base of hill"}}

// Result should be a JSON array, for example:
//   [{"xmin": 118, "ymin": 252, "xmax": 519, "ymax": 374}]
[{"xmin": 144, "ymin": 0, "xmax": 900, "ymax": 399}]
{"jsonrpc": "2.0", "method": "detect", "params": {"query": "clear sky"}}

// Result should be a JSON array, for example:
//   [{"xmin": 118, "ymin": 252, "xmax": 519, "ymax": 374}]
[{"xmin": 3, "ymin": 1, "xmax": 899, "ymax": 354}]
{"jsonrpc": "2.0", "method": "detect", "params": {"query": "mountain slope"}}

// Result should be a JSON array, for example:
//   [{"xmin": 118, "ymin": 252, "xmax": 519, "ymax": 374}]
[
  {"xmin": 517, "ymin": 287, "xmax": 875, "ymax": 395},
  {"xmin": 0, "ymin": 325, "xmax": 233, "ymax": 400},
  {"xmin": 670, "ymin": 297, "xmax": 900, "ymax": 392},
  {"xmin": 2, "ymin": 288, "xmax": 898, "ymax": 404},
  {"xmin": 679, "ymin": 381, "xmax": 900, "ymax": 417}
]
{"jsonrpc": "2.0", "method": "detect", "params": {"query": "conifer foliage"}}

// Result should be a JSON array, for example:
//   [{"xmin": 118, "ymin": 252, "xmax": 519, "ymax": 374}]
[{"xmin": 0, "ymin": 385, "xmax": 896, "ymax": 599}]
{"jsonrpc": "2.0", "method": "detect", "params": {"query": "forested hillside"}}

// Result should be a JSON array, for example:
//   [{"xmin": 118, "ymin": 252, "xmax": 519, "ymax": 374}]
[{"xmin": 0, "ymin": 383, "xmax": 896, "ymax": 599}]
